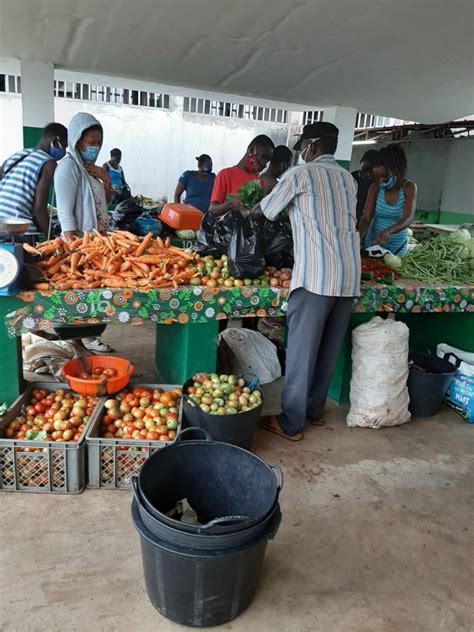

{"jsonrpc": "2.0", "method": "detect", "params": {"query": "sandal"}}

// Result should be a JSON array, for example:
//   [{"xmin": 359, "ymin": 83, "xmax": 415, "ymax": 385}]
[
  {"xmin": 261, "ymin": 415, "xmax": 304, "ymax": 442},
  {"xmin": 308, "ymin": 418, "xmax": 325, "ymax": 427}
]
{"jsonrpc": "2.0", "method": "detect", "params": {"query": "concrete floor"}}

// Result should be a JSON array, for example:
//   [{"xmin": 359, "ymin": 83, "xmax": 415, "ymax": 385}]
[{"xmin": 2, "ymin": 323, "xmax": 474, "ymax": 632}]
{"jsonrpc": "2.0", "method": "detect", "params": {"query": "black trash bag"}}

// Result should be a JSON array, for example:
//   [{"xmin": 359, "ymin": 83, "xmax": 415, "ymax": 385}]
[
  {"xmin": 195, "ymin": 213, "xmax": 220, "ymax": 257},
  {"xmin": 262, "ymin": 218, "xmax": 294, "ymax": 269},
  {"xmin": 227, "ymin": 213, "xmax": 265, "ymax": 279}
]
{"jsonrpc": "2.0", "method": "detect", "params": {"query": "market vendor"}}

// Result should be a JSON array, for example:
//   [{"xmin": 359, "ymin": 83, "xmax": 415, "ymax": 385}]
[
  {"xmin": 259, "ymin": 122, "xmax": 360, "ymax": 441},
  {"xmin": 0, "ymin": 122, "xmax": 68, "ymax": 237},
  {"xmin": 359, "ymin": 145, "xmax": 417, "ymax": 255},
  {"xmin": 103, "ymin": 148, "xmax": 128, "ymax": 203},
  {"xmin": 174, "ymin": 154, "xmax": 215, "ymax": 213},
  {"xmin": 209, "ymin": 135, "xmax": 275, "ymax": 217},
  {"xmin": 351, "ymin": 149, "xmax": 378, "ymax": 225},
  {"xmin": 54, "ymin": 112, "xmax": 114, "ymax": 354},
  {"xmin": 260, "ymin": 145, "xmax": 293, "ymax": 195}
]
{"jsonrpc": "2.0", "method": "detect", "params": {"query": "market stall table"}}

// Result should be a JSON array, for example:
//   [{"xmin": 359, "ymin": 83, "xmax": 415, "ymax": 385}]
[{"xmin": 1, "ymin": 281, "xmax": 473, "ymax": 406}]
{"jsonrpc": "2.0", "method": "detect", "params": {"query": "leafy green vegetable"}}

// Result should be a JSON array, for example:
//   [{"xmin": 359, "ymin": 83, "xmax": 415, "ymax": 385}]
[
  {"xmin": 384, "ymin": 253, "xmax": 402, "ymax": 270},
  {"xmin": 448, "ymin": 228, "xmax": 471, "ymax": 242},
  {"xmin": 236, "ymin": 180, "xmax": 265, "ymax": 209}
]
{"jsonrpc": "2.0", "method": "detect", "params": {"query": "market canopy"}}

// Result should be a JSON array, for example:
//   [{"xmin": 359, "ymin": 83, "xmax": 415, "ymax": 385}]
[{"xmin": 0, "ymin": 0, "xmax": 473, "ymax": 123}]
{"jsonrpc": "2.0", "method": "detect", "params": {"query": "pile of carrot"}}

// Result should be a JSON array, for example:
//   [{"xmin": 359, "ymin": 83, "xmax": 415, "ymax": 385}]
[{"xmin": 24, "ymin": 231, "xmax": 201, "ymax": 291}]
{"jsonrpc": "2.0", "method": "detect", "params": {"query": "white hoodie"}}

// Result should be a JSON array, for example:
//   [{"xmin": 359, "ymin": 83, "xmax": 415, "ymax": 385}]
[{"xmin": 54, "ymin": 112, "xmax": 106, "ymax": 233}]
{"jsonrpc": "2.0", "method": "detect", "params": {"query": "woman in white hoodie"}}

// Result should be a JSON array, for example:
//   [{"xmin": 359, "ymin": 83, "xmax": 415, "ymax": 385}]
[
  {"xmin": 55, "ymin": 112, "xmax": 112, "ymax": 240},
  {"xmin": 55, "ymin": 113, "xmax": 113, "ymax": 353}
]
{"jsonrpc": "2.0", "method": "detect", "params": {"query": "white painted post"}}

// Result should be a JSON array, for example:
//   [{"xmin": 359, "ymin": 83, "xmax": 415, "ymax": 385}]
[
  {"xmin": 20, "ymin": 61, "xmax": 54, "ymax": 147},
  {"xmin": 324, "ymin": 106, "xmax": 357, "ymax": 168}
]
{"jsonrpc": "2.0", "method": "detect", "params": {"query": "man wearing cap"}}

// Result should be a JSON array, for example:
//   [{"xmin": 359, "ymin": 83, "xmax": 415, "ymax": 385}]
[{"xmin": 259, "ymin": 122, "xmax": 361, "ymax": 441}]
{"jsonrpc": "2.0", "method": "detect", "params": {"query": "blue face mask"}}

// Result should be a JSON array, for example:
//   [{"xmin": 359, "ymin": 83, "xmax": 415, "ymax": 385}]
[
  {"xmin": 49, "ymin": 145, "xmax": 66, "ymax": 161},
  {"xmin": 80, "ymin": 145, "xmax": 100, "ymax": 163},
  {"xmin": 379, "ymin": 175, "xmax": 396, "ymax": 189},
  {"xmin": 201, "ymin": 167, "xmax": 212, "ymax": 174}
]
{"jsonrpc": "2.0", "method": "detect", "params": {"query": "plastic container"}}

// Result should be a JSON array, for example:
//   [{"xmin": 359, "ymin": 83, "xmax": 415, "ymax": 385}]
[
  {"xmin": 86, "ymin": 384, "xmax": 181, "ymax": 489},
  {"xmin": 132, "ymin": 496, "xmax": 281, "ymax": 627},
  {"xmin": 182, "ymin": 379, "xmax": 263, "ymax": 450},
  {"xmin": 136, "ymin": 428, "xmax": 283, "ymax": 534},
  {"xmin": 0, "ymin": 383, "xmax": 101, "ymax": 494},
  {"xmin": 62, "ymin": 355, "xmax": 134, "ymax": 396},
  {"xmin": 132, "ymin": 476, "xmax": 281, "ymax": 550},
  {"xmin": 408, "ymin": 352, "xmax": 457, "ymax": 416},
  {"xmin": 159, "ymin": 203, "xmax": 203, "ymax": 230}
]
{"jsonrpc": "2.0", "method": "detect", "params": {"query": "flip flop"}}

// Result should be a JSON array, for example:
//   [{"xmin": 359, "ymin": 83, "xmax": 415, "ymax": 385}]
[
  {"xmin": 261, "ymin": 415, "xmax": 304, "ymax": 442},
  {"xmin": 308, "ymin": 418, "xmax": 325, "ymax": 427}
]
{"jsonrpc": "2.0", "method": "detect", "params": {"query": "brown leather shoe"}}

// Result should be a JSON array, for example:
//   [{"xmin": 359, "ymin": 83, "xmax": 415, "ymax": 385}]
[
  {"xmin": 261, "ymin": 415, "xmax": 304, "ymax": 441},
  {"xmin": 308, "ymin": 417, "xmax": 325, "ymax": 427}
]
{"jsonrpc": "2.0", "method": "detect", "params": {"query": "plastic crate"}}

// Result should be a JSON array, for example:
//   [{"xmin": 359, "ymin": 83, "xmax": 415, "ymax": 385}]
[
  {"xmin": 0, "ymin": 383, "xmax": 101, "ymax": 494},
  {"xmin": 86, "ymin": 384, "xmax": 181, "ymax": 490}
]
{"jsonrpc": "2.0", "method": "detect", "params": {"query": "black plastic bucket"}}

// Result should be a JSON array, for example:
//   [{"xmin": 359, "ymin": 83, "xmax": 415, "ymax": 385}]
[
  {"xmin": 408, "ymin": 352, "xmax": 457, "ymax": 416},
  {"xmin": 132, "ymin": 499, "xmax": 281, "ymax": 627},
  {"xmin": 182, "ymin": 379, "xmax": 263, "ymax": 450},
  {"xmin": 132, "ymin": 478, "xmax": 281, "ymax": 550},
  {"xmin": 137, "ymin": 428, "xmax": 283, "ymax": 535}
]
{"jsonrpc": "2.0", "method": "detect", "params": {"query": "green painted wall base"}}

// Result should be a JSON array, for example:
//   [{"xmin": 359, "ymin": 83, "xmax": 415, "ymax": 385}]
[
  {"xmin": 336, "ymin": 159, "xmax": 351, "ymax": 170},
  {"xmin": 155, "ymin": 321, "xmax": 218, "ymax": 384},
  {"xmin": 0, "ymin": 297, "xmax": 24, "ymax": 406},
  {"xmin": 414, "ymin": 209, "xmax": 473, "ymax": 225},
  {"xmin": 329, "ymin": 312, "xmax": 474, "ymax": 405},
  {"xmin": 23, "ymin": 126, "xmax": 42, "ymax": 149}
]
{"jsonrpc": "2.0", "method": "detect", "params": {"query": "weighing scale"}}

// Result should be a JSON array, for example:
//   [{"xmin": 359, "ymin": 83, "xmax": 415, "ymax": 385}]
[{"xmin": 0, "ymin": 219, "xmax": 31, "ymax": 295}]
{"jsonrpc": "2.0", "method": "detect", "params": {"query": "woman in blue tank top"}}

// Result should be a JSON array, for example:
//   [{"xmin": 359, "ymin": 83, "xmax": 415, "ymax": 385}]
[{"xmin": 359, "ymin": 145, "xmax": 417, "ymax": 256}]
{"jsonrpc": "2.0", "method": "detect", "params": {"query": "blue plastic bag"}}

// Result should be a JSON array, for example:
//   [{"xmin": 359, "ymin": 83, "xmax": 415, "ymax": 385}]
[{"xmin": 136, "ymin": 215, "xmax": 163, "ymax": 237}]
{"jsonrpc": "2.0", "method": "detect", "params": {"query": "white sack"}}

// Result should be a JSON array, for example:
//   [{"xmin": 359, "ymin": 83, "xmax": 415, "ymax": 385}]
[
  {"xmin": 219, "ymin": 328, "xmax": 281, "ymax": 385},
  {"xmin": 22, "ymin": 333, "xmax": 90, "ymax": 379},
  {"xmin": 347, "ymin": 317, "xmax": 411, "ymax": 428}
]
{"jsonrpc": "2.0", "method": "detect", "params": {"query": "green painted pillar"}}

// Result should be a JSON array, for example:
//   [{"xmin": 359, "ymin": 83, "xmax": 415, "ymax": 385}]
[
  {"xmin": 0, "ymin": 297, "xmax": 24, "ymax": 406},
  {"xmin": 20, "ymin": 61, "xmax": 54, "ymax": 148},
  {"xmin": 155, "ymin": 321, "xmax": 219, "ymax": 385}
]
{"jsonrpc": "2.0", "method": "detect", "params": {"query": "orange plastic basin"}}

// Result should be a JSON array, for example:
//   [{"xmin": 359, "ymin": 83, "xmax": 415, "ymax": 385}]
[
  {"xmin": 159, "ymin": 203, "xmax": 203, "ymax": 230},
  {"xmin": 61, "ymin": 355, "xmax": 134, "ymax": 396}
]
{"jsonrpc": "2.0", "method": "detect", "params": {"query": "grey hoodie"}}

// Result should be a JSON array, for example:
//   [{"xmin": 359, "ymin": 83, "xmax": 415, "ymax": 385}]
[{"xmin": 54, "ymin": 112, "xmax": 106, "ymax": 233}]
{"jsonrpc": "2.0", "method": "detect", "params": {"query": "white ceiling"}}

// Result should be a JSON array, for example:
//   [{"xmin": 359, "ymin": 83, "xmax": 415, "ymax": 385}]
[{"xmin": 0, "ymin": 0, "xmax": 473, "ymax": 123}]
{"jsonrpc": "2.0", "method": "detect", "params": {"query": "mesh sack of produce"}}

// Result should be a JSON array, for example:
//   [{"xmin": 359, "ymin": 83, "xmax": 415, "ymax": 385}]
[
  {"xmin": 261, "ymin": 218, "xmax": 294, "ymax": 269},
  {"xmin": 227, "ymin": 213, "xmax": 265, "ymax": 279},
  {"xmin": 347, "ymin": 317, "xmax": 411, "ymax": 428}
]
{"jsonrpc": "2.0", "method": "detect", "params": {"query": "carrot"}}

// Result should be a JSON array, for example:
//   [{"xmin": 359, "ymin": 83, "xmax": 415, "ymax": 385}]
[
  {"xmin": 48, "ymin": 262, "xmax": 62, "ymax": 276},
  {"xmin": 131, "ymin": 263, "xmax": 146, "ymax": 277},
  {"xmin": 156, "ymin": 236, "xmax": 164, "ymax": 248},
  {"xmin": 134, "ymin": 232, "xmax": 153, "ymax": 257},
  {"xmin": 34, "ymin": 283, "xmax": 50, "ymax": 290},
  {"xmin": 56, "ymin": 281, "xmax": 76, "ymax": 290},
  {"xmin": 70, "ymin": 252, "xmax": 80, "ymax": 275},
  {"xmin": 128, "ymin": 255, "xmax": 168, "ymax": 265},
  {"xmin": 22, "ymin": 243, "xmax": 42, "ymax": 256}
]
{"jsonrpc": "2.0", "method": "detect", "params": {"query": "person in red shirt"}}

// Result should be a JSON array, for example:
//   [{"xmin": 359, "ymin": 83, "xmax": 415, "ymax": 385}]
[{"xmin": 209, "ymin": 135, "xmax": 275, "ymax": 217}]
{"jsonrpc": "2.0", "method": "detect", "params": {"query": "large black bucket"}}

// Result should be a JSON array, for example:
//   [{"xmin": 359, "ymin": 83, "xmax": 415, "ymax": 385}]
[
  {"xmin": 137, "ymin": 428, "xmax": 283, "ymax": 535},
  {"xmin": 408, "ymin": 352, "xmax": 457, "ymax": 416},
  {"xmin": 182, "ymin": 379, "xmax": 263, "ymax": 450},
  {"xmin": 132, "ymin": 500, "xmax": 281, "ymax": 627}
]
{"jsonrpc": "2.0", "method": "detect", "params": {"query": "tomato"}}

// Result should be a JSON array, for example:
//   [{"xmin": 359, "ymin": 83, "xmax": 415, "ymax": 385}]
[
  {"xmin": 120, "ymin": 402, "xmax": 131, "ymax": 414},
  {"xmin": 133, "ymin": 388, "xmax": 143, "ymax": 397},
  {"xmin": 38, "ymin": 389, "xmax": 48, "ymax": 400},
  {"xmin": 166, "ymin": 412, "xmax": 177, "ymax": 420},
  {"xmin": 132, "ymin": 408, "xmax": 145, "ymax": 420},
  {"xmin": 20, "ymin": 424, "xmax": 30, "ymax": 432},
  {"xmin": 44, "ymin": 397, "xmax": 54, "ymax": 408},
  {"xmin": 159, "ymin": 434, "xmax": 171, "ymax": 442},
  {"xmin": 26, "ymin": 405, "xmax": 36, "ymax": 416},
  {"xmin": 140, "ymin": 397, "xmax": 151, "ymax": 408},
  {"xmin": 79, "ymin": 371, "xmax": 90, "ymax": 379},
  {"xmin": 168, "ymin": 430, "xmax": 177, "ymax": 440},
  {"xmin": 73, "ymin": 433, "xmax": 82, "ymax": 442},
  {"xmin": 32, "ymin": 389, "xmax": 40, "ymax": 399},
  {"xmin": 146, "ymin": 431, "xmax": 160, "ymax": 441},
  {"xmin": 166, "ymin": 418, "xmax": 178, "ymax": 430},
  {"xmin": 34, "ymin": 402, "xmax": 46, "ymax": 414},
  {"xmin": 93, "ymin": 367, "xmax": 104, "ymax": 375},
  {"xmin": 158, "ymin": 425, "xmax": 169, "ymax": 435},
  {"xmin": 103, "ymin": 368, "xmax": 117, "ymax": 377}
]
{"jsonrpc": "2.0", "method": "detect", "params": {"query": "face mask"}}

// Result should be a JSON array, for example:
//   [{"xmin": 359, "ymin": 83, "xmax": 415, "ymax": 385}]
[
  {"xmin": 49, "ymin": 144, "xmax": 66, "ymax": 161},
  {"xmin": 80, "ymin": 145, "xmax": 100, "ymax": 163},
  {"xmin": 245, "ymin": 155, "xmax": 260, "ymax": 175},
  {"xmin": 201, "ymin": 167, "xmax": 212, "ymax": 174},
  {"xmin": 379, "ymin": 175, "xmax": 396, "ymax": 189}
]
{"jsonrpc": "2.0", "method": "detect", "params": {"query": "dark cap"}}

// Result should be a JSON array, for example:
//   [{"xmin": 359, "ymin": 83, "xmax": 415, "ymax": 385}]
[{"xmin": 293, "ymin": 122, "xmax": 339, "ymax": 151}]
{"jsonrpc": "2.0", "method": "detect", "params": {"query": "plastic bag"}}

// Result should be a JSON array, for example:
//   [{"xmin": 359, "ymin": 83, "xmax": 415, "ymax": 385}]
[
  {"xmin": 135, "ymin": 215, "xmax": 163, "ymax": 237},
  {"xmin": 437, "ymin": 343, "xmax": 474, "ymax": 423},
  {"xmin": 227, "ymin": 213, "xmax": 265, "ymax": 279},
  {"xmin": 347, "ymin": 317, "xmax": 411, "ymax": 428},
  {"xmin": 195, "ymin": 213, "xmax": 219, "ymax": 256},
  {"xmin": 219, "ymin": 328, "xmax": 281, "ymax": 385},
  {"xmin": 262, "ymin": 218, "xmax": 294, "ymax": 268}
]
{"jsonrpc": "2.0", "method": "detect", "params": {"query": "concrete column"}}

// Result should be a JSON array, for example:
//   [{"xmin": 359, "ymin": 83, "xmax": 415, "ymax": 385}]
[
  {"xmin": 324, "ymin": 106, "xmax": 357, "ymax": 169},
  {"xmin": 20, "ymin": 61, "xmax": 54, "ymax": 147}
]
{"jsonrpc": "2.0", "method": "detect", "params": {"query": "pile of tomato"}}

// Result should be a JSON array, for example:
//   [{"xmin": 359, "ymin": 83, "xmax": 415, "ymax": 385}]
[
  {"xmin": 77, "ymin": 367, "xmax": 118, "ymax": 381},
  {"xmin": 100, "ymin": 386, "xmax": 181, "ymax": 442},
  {"xmin": 361, "ymin": 258, "xmax": 398, "ymax": 281},
  {"xmin": 3, "ymin": 388, "xmax": 98, "ymax": 447}
]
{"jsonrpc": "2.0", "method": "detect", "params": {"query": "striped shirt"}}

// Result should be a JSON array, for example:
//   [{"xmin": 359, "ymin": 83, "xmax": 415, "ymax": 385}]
[
  {"xmin": 261, "ymin": 154, "xmax": 361, "ymax": 297},
  {"xmin": 0, "ymin": 149, "xmax": 52, "ymax": 226}
]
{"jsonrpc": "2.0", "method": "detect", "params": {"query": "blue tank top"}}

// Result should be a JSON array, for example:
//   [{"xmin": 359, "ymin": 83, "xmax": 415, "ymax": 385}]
[{"xmin": 365, "ymin": 185, "xmax": 409, "ymax": 255}]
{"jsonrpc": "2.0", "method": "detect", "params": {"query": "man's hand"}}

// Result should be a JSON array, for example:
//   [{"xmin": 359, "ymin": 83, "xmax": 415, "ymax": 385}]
[
  {"xmin": 226, "ymin": 198, "xmax": 246, "ymax": 213},
  {"xmin": 85, "ymin": 164, "xmax": 111, "ymax": 185},
  {"xmin": 63, "ymin": 230, "xmax": 77, "ymax": 241}
]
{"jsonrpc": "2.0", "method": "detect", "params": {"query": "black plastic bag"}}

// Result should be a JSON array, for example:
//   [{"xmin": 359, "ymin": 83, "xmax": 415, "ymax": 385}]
[
  {"xmin": 262, "ymin": 218, "xmax": 294, "ymax": 269},
  {"xmin": 227, "ymin": 213, "xmax": 265, "ymax": 279},
  {"xmin": 195, "ymin": 211, "xmax": 239, "ymax": 257}
]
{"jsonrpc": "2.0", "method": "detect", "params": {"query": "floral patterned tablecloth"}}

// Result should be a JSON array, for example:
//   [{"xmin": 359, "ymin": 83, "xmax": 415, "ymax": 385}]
[{"xmin": 5, "ymin": 281, "xmax": 474, "ymax": 337}]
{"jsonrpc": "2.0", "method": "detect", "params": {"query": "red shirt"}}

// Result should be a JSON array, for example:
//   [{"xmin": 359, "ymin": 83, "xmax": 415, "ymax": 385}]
[{"xmin": 210, "ymin": 166, "xmax": 258, "ymax": 203}]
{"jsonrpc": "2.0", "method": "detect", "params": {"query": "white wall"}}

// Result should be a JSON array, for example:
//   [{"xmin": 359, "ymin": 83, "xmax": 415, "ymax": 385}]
[
  {"xmin": 441, "ymin": 140, "xmax": 474, "ymax": 216},
  {"xmin": 0, "ymin": 94, "xmax": 22, "ymax": 159}
]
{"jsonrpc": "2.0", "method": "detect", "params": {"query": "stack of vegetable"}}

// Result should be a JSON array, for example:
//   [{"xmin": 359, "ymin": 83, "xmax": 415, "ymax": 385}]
[
  {"xmin": 187, "ymin": 373, "xmax": 262, "ymax": 415},
  {"xmin": 25, "ymin": 231, "xmax": 201, "ymax": 290},
  {"xmin": 197, "ymin": 255, "xmax": 291, "ymax": 289},
  {"xmin": 384, "ymin": 230, "xmax": 474, "ymax": 284}
]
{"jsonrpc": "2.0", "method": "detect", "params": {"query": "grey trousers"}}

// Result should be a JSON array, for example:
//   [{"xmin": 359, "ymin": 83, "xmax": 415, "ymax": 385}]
[{"xmin": 279, "ymin": 289, "xmax": 354, "ymax": 435}]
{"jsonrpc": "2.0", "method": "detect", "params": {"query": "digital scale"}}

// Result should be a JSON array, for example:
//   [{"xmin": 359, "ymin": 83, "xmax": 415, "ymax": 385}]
[{"xmin": 0, "ymin": 219, "xmax": 31, "ymax": 295}]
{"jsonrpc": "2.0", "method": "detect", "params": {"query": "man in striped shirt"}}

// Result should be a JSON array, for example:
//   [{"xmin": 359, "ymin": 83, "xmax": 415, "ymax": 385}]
[
  {"xmin": 0, "ymin": 123, "xmax": 68, "ymax": 236},
  {"xmin": 260, "ymin": 122, "xmax": 361, "ymax": 441}
]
